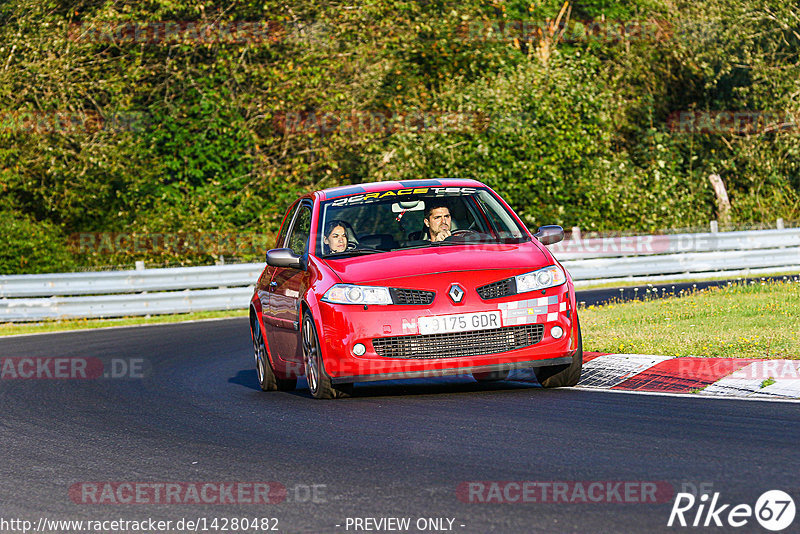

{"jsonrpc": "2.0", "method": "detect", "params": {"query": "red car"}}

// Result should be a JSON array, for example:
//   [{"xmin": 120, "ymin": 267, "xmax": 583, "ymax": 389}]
[{"xmin": 249, "ymin": 179, "xmax": 582, "ymax": 399}]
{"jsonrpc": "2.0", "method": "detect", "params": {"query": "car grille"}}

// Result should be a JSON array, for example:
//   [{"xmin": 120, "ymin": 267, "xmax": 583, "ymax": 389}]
[
  {"xmin": 477, "ymin": 278, "xmax": 515, "ymax": 300},
  {"xmin": 390, "ymin": 288, "xmax": 435, "ymax": 305},
  {"xmin": 372, "ymin": 324, "xmax": 544, "ymax": 359}
]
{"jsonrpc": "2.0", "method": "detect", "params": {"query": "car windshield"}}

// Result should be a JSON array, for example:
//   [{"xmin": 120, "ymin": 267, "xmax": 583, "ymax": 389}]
[{"xmin": 317, "ymin": 185, "xmax": 529, "ymax": 257}]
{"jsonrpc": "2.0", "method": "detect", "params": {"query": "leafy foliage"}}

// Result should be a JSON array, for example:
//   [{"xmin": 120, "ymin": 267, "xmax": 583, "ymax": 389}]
[
  {"xmin": 0, "ymin": 209, "xmax": 76, "ymax": 273},
  {"xmin": 0, "ymin": 0, "xmax": 798, "ymax": 272}
]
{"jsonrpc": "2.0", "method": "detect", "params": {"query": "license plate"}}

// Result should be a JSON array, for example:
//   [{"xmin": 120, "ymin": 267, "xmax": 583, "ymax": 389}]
[{"xmin": 418, "ymin": 311, "xmax": 501, "ymax": 335}]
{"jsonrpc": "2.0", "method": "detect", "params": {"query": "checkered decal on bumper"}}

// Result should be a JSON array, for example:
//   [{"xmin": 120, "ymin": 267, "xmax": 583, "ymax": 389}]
[{"xmin": 498, "ymin": 295, "xmax": 567, "ymax": 326}]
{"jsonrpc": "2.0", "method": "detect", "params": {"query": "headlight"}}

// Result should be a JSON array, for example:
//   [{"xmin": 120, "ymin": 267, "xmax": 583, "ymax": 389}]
[
  {"xmin": 515, "ymin": 265, "xmax": 566, "ymax": 293},
  {"xmin": 322, "ymin": 284, "xmax": 393, "ymax": 305}
]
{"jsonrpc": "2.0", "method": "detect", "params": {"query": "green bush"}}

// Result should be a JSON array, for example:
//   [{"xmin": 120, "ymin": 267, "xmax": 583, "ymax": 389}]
[
  {"xmin": 0, "ymin": 209, "xmax": 76, "ymax": 274},
  {"xmin": 0, "ymin": 0, "xmax": 797, "ymax": 273}
]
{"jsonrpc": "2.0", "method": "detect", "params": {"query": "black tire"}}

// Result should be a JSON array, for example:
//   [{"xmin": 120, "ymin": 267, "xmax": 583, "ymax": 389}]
[
  {"xmin": 472, "ymin": 369, "xmax": 510, "ymax": 382},
  {"xmin": 302, "ymin": 312, "xmax": 352, "ymax": 399},
  {"xmin": 534, "ymin": 315, "xmax": 583, "ymax": 388},
  {"xmin": 252, "ymin": 319, "xmax": 297, "ymax": 392}
]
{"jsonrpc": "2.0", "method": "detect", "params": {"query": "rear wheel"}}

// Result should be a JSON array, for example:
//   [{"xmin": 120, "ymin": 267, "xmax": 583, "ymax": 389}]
[
  {"xmin": 302, "ymin": 312, "xmax": 352, "ymax": 399},
  {"xmin": 252, "ymin": 319, "xmax": 297, "ymax": 392},
  {"xmin": 534, "ymin": 315, "xmax": 583, "ymax": 388},
  {"xmin": 472, "ymin": 370, "xmax": 510, "ymax": 382}
]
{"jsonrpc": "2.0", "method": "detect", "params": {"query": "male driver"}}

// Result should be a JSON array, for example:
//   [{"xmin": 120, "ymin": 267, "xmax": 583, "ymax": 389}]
[{"xmin": 423, "ymin": 201, "xmax": 451, "ymax": 242}]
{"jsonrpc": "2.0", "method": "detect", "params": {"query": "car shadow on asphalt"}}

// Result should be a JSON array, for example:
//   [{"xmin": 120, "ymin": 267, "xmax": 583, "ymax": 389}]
[
  {"xmin": 228, "ymin": 369, "xmax": 261, "ymax": 391},
  {"xmin": 228, "ymin": 368, "xmax": 544, "ymax": 398},
  {"xmin": 346, "ymin": 379, "xmax": 539, "ymax": 398}
]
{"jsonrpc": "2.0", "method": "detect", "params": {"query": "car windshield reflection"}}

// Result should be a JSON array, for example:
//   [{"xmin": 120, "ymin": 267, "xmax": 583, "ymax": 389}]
[{"xmin": 317, "ymin": 187, "xmax": 529, "ymax": 257}]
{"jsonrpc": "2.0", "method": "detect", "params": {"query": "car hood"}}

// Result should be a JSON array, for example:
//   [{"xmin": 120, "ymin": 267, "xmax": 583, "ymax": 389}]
[{"xmin": 323, "ymin": 241, "xmax": 551, "ymax": 284}]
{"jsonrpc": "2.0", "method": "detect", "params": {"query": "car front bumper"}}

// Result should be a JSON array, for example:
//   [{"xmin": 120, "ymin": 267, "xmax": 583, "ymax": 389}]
[{"xmin": 315, "ymin": 284, "xmax": 579, "ymax": 383}]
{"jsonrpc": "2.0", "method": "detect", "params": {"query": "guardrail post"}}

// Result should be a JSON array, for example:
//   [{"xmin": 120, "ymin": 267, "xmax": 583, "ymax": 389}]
[
  {"xmin": 710, "ymin": 220, "xmax": 719, "ymax": 233},
  {"xmin": 777, "ymin": 218, "xmax": 785, "ymax": 230},
  {"xmin": 135, "ymin": 261, "xmax": 145, "ymax": 271},
  {"xmin": 709, "ymin": 173, "xmax": 731, "ymax": 226}
]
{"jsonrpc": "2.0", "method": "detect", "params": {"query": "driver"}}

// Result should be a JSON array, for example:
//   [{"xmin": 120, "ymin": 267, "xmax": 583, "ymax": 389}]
[
  {"xmin": 323, "ymin": 220, "xmax": 355, "ymax": 253},
  {"xmin": 423, "ymin": 201, "xmax": 452, "ymax": 242}
]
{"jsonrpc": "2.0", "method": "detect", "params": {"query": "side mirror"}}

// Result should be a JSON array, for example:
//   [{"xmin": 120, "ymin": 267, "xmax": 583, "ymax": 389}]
[
  {"xmin": 266, "ymin": 248, "xmax": 303, "ymax": 269},
  {"xmin": 534, "ymin": 225, "xmax": 564, "ymax": 245}
]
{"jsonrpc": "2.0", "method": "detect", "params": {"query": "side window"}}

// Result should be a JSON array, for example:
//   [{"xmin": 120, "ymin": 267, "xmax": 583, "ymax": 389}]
[
  {"xmin": 475, "ymin": 192, "xmax": 524, "ymax": 238},
  {"xmin": 276, "ymin": 202, "xmax": 298, "ymax": 248},
  {"xmin": 288, "ymin": 205, "xmax": 312, "ymax": 256}
]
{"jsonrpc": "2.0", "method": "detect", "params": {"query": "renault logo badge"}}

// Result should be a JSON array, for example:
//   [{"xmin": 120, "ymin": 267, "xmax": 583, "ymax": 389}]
[{"xmin": 448, "ymin": 284, "xmax": 465, "ymax": 303}]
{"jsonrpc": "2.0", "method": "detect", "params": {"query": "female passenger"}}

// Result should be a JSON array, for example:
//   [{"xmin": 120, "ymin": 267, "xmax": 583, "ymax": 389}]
[{"xmin": 323, "ymin": 220, "xmax": 354, "ymax": 254}]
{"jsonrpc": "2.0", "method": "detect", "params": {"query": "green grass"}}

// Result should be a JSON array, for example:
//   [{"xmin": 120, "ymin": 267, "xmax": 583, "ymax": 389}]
[
  {"xmin": 760, "ymin": 378, "xmax": 777, "ymax": 388},
  {"xmin": 0, "ymin": 309, "xmax": 247, "ymax": 337},
  {"xmin": 580, "ymin": 280, "xmax": 800, "ymax": 359}
]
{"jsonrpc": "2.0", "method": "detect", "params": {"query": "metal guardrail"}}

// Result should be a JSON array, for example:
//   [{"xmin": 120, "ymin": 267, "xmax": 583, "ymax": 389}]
[
  {"xmin": 1, "ymin": 287, "xmax": 253, "ymax": 322},
  {"xmin": 0, "ymin": 263, "xmax": 262, "ymax": 322},
  {"xmin": 0, "ymin": 263, "xmax": 264, "ymax": 298},
  {"xmin": 0, "ymin": 227, "xmax": 798, "ymax": 321}
]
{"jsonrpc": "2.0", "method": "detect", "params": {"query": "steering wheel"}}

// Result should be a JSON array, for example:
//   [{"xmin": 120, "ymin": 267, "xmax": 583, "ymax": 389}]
[{"xmin": 444, "ymin": 229, "xmax": 480, "ymax": 241}]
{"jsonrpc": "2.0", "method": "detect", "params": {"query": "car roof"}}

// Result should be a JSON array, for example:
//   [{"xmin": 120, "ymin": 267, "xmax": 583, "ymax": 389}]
[{"xmin": 317, "ymin": 178, "xmax": 486, "ymax": 201}]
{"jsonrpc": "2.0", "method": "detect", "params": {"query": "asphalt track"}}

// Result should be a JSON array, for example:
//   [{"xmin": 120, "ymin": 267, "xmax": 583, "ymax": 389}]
[{"xmin": 2, "ymin": 317, "xmax": 799, "ymax": 534}]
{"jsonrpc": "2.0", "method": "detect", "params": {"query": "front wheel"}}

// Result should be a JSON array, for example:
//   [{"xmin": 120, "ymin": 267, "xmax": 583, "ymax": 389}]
[
  {"xmin": 534, "ymin": 316, "xmax": 583, "ymax": 388},
  {"xmin": 302, "ymin": 312, "xmax": 353, "ymax": 399}
]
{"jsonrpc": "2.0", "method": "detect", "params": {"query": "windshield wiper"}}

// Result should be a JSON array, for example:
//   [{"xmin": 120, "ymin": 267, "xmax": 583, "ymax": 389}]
[
  {"xmin": 406, "ymin": 237, "xmax": 529, "ymax": 248},
  {"xmin": 324, "ymin": 248, "xmax": 386, "ymax": 258}
]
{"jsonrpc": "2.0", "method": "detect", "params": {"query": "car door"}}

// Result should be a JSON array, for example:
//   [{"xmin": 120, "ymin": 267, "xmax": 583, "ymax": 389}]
[
  {"xmin": 258, "ymin": 201, "xmax": 296, "ymax": 343},
  {"xmin": 265, "ymin": 201, "xmax": 312, "ymax": 366}
]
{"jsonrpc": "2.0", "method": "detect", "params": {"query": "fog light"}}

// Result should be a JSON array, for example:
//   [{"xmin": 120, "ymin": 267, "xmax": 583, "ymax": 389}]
[
  {"xmin": 353, "ymin": 343, "xmax": 366, "ymax": 356},
  {"xmin": 551, "ymin": 326, "xmax": 564, "ymax": 339}
]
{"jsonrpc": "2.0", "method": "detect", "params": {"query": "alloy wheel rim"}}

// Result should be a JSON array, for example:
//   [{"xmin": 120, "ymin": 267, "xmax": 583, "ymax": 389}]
[
  {"xmin": 303, "ymin": 319, "xmax": 318, "ymax": 393},
  {"xmin": 253, "ymin": 328, "xmax": 265, "ymax": 383}
]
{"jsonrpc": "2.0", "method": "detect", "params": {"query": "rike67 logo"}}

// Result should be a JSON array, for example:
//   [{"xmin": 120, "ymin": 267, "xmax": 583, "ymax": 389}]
[{"xmin": 668, "ymin": 490, "xmax": 795, "ymax": 531}]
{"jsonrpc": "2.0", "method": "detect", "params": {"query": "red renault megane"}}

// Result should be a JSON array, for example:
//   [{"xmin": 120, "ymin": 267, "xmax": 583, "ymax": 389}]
[{"xmin": 249, "ymin": 179, "xmax": 582, "ymax": 398}]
